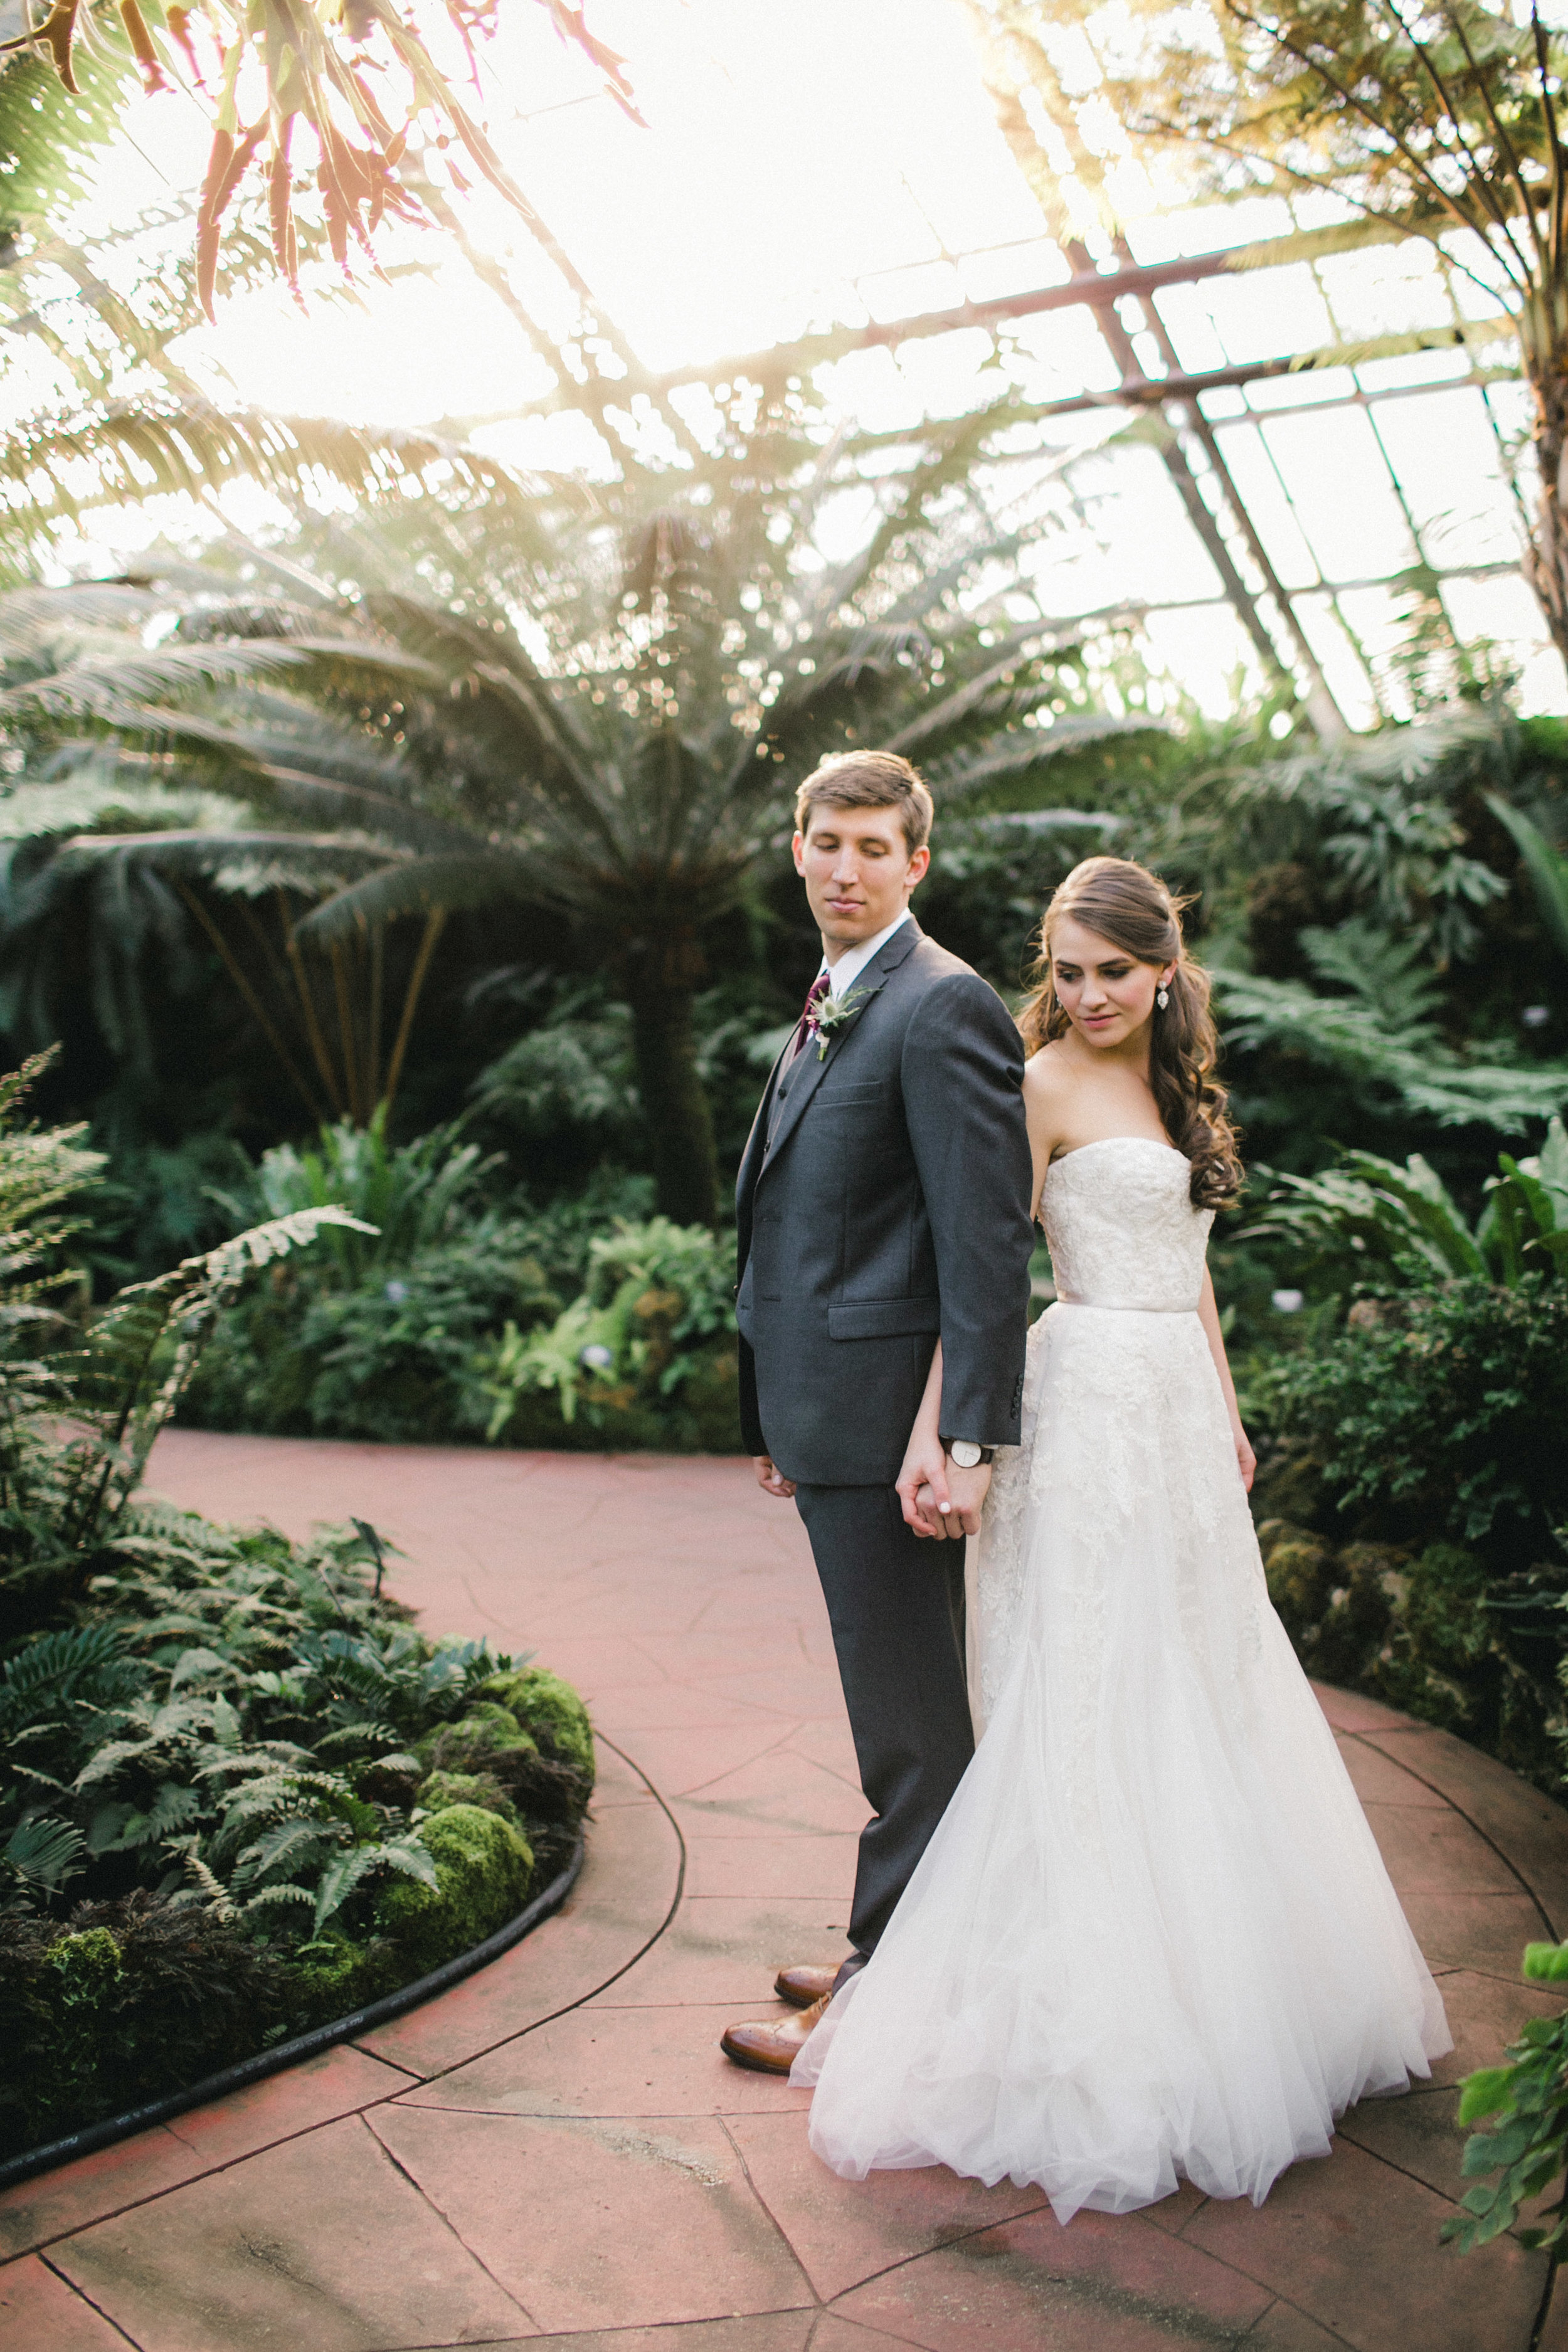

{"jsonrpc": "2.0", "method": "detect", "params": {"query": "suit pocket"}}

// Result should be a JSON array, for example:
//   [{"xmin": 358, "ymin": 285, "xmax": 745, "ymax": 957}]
[
  {"xmin": 818, "ymin": 1080, "xmax": 886, "ymax": 1106},
  {"xmin": 827, "ymin": 1296, "xmax": 941, "ymax": 1340}
]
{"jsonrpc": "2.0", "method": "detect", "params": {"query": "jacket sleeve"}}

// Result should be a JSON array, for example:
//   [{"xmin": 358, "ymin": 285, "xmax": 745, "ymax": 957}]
[{"xmin": 901, "ymin": 971, "xmax": 1035, "ymax": 1447}]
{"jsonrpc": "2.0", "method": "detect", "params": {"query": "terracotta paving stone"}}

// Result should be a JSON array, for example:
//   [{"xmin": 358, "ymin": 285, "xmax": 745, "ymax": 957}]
[
  {"xmin": 6, "ymin": 1434, "xmax": 1550, "ymax": 2352},
  {"xmin": 1361, "ymin": 1803, "xmax": 1526, "ymax": 1894},
  {"xmin": 1399, "ymin": 1888, "xmax": 1553, "ymax": 1977},
  {"xmin": 1359, "ymin": 1724, "xmax": 1568, "ymax": 1938},
  {"xmin": 50, "ymin": 2113, "xmax": 531, "ymax": 2351},
  {"xmin": 0, "ymin": 2253, "xmax": 139, "ymax": 2348},
  {"xmin": 358, "ymin": 1786, "xmax": 681, "ymax": 2077},
  {"xmin": 674, "ymin": 1751, "xmax": 875, "ymax": 1838},
  {"xmin": 1536, "ymin": 2273, "xmax": 1568, "ymax": 2352},
  {"xmin": 813, "ymin": 2323, "xmax": 928, "ymax": 2352},
  {"xmin": 591, "ymin": 1896, "xmax": 857, "ymax": 2006},
  {"xmin": 160, "ymin": 2043, "xmax": 413, "ymax": 2170},
  {"xmin": 1336, "ymin": 2084, "xmax": 1465, "ymax": 2200},
  {"xmin": 1311, "ymin": 1686, "xmax": 1415, "ymax": 1735},
  {"xmin": 367, "ymin": 2104, "xmax": 812, "ymax": 2332},
  {"xmin": 827, "ymin": 2203, "xmax": 1274, "ymax": 2350},
  {"xmin": 1244, "ymin": 2305, "xmax": 1362, "ymax": 2351},
  {"xmin": 781, "ymin": 1719, "xmax": 863, "ymax": 1783},
  {"xmin": 683, "ymin": 1832, "xmax": 861, "ymax": 1900},
  {"xmin": 396, "ymin": 2001, "xmax": 813, "ymax": 2118},
  {"xmin": 588, "ymin": 1685, "xmax": 788, "ymax": 1734},
  {"xmin": 723, "ymin": 2108, "xmax": 1050, "ymax": 2301},
  {"xmin": 1424, "ymin": 1964, "xmax": 1568, "ymax": 2085},
  {"xmin": 1182, "ymin": 2134, "xmax": 1545, "ymax": 2350},
  {"xmin": 0, "ymin": 2123, "xmax": 203, "ymax": 2261},
  {"xmin": 605, "ymin": 1722, "xmax": 805, "ymax": 1799},
  {"xmin": 1333, "ymin": 1733, "xmax": 1448, "ymax": 1808},
  {"xmin": 485, "ymin": 2323, "xmax": 816, "ymax": 2352}
]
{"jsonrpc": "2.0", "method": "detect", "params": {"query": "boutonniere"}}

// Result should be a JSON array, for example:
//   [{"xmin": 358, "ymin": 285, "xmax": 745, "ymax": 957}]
[{"xmin": 808, "ymin": 984, "xmax": 869, "ymax": 1059}]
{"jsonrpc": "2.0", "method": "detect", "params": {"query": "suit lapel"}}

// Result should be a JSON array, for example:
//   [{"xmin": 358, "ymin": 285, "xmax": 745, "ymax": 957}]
[
  {"xmin": 734, "ymin": 1030, "xmax": 793, "ymax": 1239},
  {"xmin": 758, "ymin": 919, "xmax": 922, "ymax": 1176}
]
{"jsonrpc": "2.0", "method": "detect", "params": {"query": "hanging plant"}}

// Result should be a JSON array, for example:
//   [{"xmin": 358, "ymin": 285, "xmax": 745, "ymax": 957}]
[{"xmin": 1, "ymin": 0, "xmax": 642, "ymax": 318}]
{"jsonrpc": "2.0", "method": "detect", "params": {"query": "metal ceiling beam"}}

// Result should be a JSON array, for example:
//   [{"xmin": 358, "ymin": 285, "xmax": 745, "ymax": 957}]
[{"xmin": 645, "ymin": 221, "xmax": 1411, "ymax": 395}]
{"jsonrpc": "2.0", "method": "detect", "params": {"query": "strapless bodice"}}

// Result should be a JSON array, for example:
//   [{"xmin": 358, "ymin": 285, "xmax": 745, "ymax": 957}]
[{"xmin": 1041, "ymin": 1136, "xmax": 1211, "ymax": 1312}]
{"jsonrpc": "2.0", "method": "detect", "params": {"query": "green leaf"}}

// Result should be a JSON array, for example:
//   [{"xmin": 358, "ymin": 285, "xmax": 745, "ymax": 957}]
[
  {"xmin": 1457, "ymin": 2066, "xmax": 1522, "ymax": 2124},
  {"xmin": 1523, "ymin": 1942, "xmax": 1568, "ymax": 1982}
]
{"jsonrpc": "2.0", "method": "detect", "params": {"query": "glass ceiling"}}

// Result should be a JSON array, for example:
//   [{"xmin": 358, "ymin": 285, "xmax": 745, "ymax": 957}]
[{"xmin": 29, "ymin": 0, "xmax": 1562, "ymax": 728}]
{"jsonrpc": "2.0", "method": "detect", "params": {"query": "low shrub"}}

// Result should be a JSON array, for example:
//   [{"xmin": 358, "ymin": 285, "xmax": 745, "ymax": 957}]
[
  {"xmin": 472, "ymin": 1216, "xmax": 742, "ymax": 1453},
  {"xmin": 1249, "ymin": 1274, "xmax": 1568, "ymax": 1789},
  {"xmin": 0, "ymin": 1065, "xmax": 595, "ymax": 2164}
]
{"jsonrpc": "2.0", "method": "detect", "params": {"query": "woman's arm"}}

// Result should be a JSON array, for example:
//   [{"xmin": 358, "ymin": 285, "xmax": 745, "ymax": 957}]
[
  {"xmin": 1198, "ymin": 1264, "xmax": 1256, "ymax": 1491},
  {"xmin": 896, "ymin": 1340, "xmax": 953, "ymax": 1537}
]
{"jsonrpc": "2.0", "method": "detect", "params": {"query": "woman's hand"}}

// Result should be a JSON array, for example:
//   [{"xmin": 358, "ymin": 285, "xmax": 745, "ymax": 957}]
[
  {"xmin": 897, "ymin": 1431, "xmax": 950, "ymax": 1536},
  {"xmin": 1232, "ymin": 1421, "xmax": 1256, "ymax": 1493}
]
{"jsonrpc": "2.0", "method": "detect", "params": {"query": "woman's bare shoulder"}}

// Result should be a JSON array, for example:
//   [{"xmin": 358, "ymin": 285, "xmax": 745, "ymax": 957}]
[{"xmin": 1022, "ymin": 1041, "xmax": 1077, "ymax": 1105}]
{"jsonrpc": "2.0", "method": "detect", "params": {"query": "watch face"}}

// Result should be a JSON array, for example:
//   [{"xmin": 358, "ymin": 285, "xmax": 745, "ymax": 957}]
[{"xmin": 950, "ymin": 1441, "xmax": 982, "ymax": 1469}]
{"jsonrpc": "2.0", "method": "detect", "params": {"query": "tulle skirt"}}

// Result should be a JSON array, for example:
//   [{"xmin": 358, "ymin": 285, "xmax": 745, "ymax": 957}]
[{"xmin": 792, "ymin": 1302, "xmax": 1451, "ymax": 2220}]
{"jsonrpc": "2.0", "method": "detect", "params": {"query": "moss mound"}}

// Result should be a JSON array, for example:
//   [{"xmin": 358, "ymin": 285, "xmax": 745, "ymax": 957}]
[
  {"xmin": 413, "ymin": 1700, "xmax": 537, "ymax": 1775},
  {"xmin": 417, "ymin": 1769, "xmax": 524, "ymax": 1830},
  {"xmin": 482, "ymin": 1666, "xmax": 595, "ymax": 1786},
  {"xmin": 375, "ymin": 1804, "xmax": 534, "ymax": 1977}
]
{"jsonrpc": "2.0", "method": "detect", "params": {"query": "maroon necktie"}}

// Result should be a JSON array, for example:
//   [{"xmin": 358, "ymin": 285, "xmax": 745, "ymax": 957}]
[{"xmin": 789, "ymin": 971, "xmax": 830, "ymax": 1064}]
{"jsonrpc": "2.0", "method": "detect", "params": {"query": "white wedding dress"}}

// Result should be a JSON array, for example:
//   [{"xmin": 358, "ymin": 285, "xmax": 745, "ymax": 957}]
[{"xmin": 793, "ymin": 1136, "xmax": 1451, "ymax": 2218}]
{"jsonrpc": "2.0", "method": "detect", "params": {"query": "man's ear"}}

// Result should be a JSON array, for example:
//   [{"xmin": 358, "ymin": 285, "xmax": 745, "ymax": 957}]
[
  {"xmin": 906, "ymin": 844, "xmax": 931, "ymax": 893},
  {"xmin": 792, "ymin": 830, "xmax": 807, "ymax": 876}
]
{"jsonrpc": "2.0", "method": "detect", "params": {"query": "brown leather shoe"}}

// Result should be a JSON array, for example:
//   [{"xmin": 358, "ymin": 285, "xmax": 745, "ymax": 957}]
[
  {"xmin": 720, "ymin": 1993, "xmax": 830, "ymax": 2074},
  {"xmin": 774, "ymin": 1963, "xmax": 839, "ymax": 2009}
]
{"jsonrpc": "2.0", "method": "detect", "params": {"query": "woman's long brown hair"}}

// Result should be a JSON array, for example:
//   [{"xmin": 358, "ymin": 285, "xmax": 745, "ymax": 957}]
[{"xmin": 1019, "ymin": 855, "xmax": 1244, "ymax": 1210}]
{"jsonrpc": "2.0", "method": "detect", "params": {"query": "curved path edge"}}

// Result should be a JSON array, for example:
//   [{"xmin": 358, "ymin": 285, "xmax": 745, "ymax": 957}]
[
  {"xmin": 0, "ymin": 1730, "xmax": 684, "ymax": 2277},
  {"xmin": 4, "ymin": 1433, "xmax": 1565, "ymax": 2352}
]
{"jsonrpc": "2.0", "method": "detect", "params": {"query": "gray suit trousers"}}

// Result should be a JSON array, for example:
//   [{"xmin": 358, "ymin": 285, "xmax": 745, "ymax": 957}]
[{"xmin": 794, "ymin": 1481, "xmax": 975, "ymax": 1961}]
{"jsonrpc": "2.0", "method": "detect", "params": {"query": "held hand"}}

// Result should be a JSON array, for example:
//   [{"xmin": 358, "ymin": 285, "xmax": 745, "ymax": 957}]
[
  {"xmin": 943, "ymin": 1459, "xmax": 992, "ymax": 1538},
  {"xmin": 1232, "ymin": 1422, "xmax": 1256, "ymax": 1493},
  {"xmin": 897, "ymin": 1431, "xmax": 950, "ymax": 1537},
  {"xmin": 753, "ymin": 1453, "xmax": 796, "ymax": 1501}
]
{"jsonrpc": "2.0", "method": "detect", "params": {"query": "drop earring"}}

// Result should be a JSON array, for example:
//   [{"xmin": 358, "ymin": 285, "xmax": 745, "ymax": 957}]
[{"xmin": 1157, "ymin": 982, "xmax": 1170, "ymax": 1010}]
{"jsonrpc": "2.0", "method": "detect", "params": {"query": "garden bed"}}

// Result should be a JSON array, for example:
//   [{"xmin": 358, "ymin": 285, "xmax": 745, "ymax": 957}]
[
  {"xmin": 0, "ymin": 1828, "xmax": 583, "ymax": 2193},
  {"xmin": 0, "ymin": 1060, "xmax": 599, "ymax": 2176}
]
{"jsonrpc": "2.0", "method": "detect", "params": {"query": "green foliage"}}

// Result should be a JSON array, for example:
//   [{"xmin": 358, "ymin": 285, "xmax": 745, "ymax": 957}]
[
  {"xmin": 0, "ymin": 1069, "xmax": 593, "ymax": 2161},
  {"xmin": 1261, "ymin": 1277, "xmax": 1568, "ymax": 1562},
  {"xmin": 1216, "ymin": 927, "xmax": 1568, "ymax": 1140},
  {"xmin": 183, "ymin": 1115, "xmax": 565, "ymax": 1443},
  {"xmin": 1244, "ymin": 1118, "xmax": 1568, "ymax": 1293},
  {"xmin": 1444, "ymin": 1960, "xmax": 1568, "ymax": 2255},
  {"xmin": 0, "ymin": 1892, "xmax": 291, "ymax": 2153},
  {"xmin": 374, "ymin": 1804, "xmax": 534, "ymax": 1979},
  {"xmin": 474, "ymin": 1216, "xmax": 741, "ymax": 1452}
]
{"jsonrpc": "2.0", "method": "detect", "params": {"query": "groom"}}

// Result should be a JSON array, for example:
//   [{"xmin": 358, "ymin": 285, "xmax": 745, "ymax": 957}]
[{"xmin": 721, "ymin": 750, "xmax": 1034, "ymax": 2073}]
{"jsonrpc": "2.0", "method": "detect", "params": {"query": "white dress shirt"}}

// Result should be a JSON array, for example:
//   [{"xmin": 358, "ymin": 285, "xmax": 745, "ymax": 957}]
[{"xmin": 815, "ymin": 905, "xmax": 913, "ymax": 1001}]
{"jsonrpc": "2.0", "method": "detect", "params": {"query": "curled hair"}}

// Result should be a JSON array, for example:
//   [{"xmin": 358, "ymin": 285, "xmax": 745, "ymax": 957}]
[{"xmin": 1019, "ymin": 855, "xmax": 1244, "ymax": 1210}]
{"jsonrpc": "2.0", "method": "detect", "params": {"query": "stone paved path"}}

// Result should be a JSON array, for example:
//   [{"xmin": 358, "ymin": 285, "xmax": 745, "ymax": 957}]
[{"xmin": 4, "ymin": 1433, "xmax": 1568, "ymax": 2352}]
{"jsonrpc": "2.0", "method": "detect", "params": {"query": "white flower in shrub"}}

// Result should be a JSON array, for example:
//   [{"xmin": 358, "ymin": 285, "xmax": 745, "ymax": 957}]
[
  {"xmin": 579, "ymin": 1343, "xmax": 615, "ymax": 1370},
  {"xmin": 1272, "ymin": 1289, "xmax": 1305, "ymax": 1313}
]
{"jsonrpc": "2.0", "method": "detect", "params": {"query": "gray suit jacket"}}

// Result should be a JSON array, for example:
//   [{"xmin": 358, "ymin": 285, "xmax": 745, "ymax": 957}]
[{"xmin": 734, "ymin": 918, "xmax": 1034, "ymax": 1486}]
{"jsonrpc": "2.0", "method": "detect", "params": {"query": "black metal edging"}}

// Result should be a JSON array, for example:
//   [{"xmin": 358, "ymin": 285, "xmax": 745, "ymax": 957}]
[{"xmin": 0, "ymin": 1831, "xmax": 585, "ymax": 2195}]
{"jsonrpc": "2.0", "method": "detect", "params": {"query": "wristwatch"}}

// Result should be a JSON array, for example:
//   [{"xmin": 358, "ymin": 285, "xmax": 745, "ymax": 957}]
[{"xmin": 942, "ymin": 1438, "xmax": 995, "ymax": 1470}]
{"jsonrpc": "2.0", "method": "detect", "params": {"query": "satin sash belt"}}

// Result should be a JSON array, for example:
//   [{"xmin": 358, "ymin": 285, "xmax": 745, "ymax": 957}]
[{"xmin": 1054, "ymin": 1295, "xmax": 1196, "ymax": 1314}]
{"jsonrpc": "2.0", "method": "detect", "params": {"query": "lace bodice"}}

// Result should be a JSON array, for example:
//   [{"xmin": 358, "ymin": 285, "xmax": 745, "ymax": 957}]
[{"xmin": 1042, "ymin": 1138, "xmax": 1212, "ymax": 1311}]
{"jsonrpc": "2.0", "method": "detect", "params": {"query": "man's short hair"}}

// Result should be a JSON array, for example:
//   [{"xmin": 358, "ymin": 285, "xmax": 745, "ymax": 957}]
[{"xmin": 794, "ymin": 751, "xmax": 933, "ymax": 859}]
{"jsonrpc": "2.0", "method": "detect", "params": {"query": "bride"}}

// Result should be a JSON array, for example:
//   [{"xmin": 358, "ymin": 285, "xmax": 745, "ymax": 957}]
[{"xmin": 792, "ymin": 854, "xmax": 1451, "ymax": 2218}]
